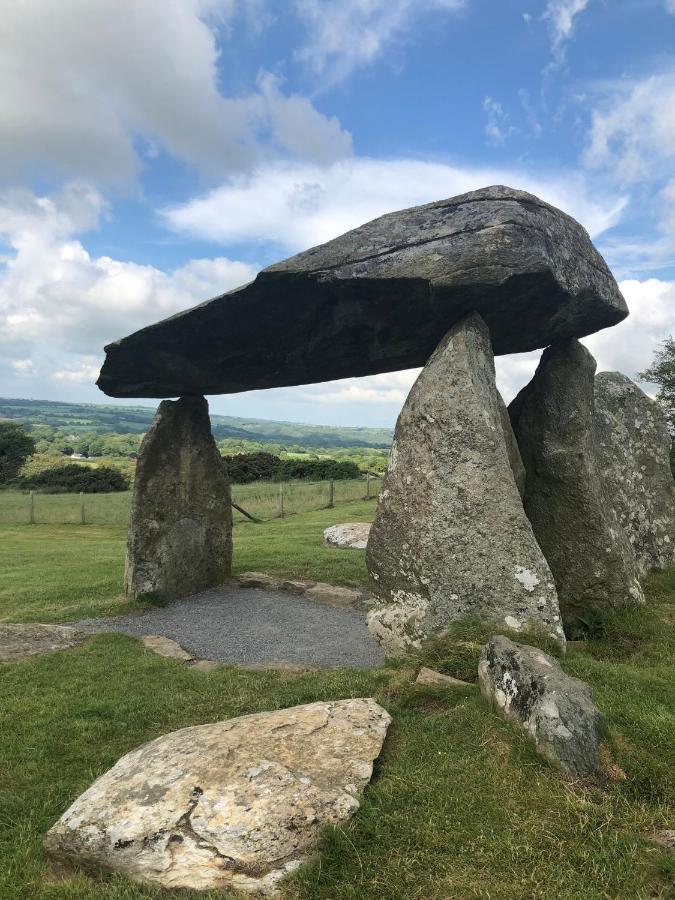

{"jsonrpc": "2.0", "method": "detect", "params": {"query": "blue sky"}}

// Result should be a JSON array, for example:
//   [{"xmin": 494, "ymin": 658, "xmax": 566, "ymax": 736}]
[{"xmin": 1, "ymin": 0, "xmax": 675, "ymax": 426}]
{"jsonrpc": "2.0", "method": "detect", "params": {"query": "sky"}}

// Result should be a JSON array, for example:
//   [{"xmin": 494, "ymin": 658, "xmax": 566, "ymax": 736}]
[{"xmin": 1, "ymin": 0, "xmax": 675, "ymax": 427}]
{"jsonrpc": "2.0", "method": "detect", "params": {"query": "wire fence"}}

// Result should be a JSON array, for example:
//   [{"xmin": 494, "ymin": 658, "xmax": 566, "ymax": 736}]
[{"xmin": 0, "ymin": 477, "xmax": 383, "ymax": 526}]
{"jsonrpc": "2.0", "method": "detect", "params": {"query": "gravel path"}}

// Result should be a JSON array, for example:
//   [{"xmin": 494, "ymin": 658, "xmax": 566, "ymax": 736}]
[{"xmin": 72, "ymin": 586, "xmax": 384, "ymax": 669}]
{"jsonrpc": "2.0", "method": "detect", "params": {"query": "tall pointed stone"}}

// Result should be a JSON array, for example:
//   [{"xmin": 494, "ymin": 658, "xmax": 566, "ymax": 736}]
[
  {"xmin": 594, "ymin": 372, "xmax": 675, "ymax": 576},
  {"xmin": 125, "ymin": 396, "xmax": 232, "ymax": 602},
  {"xmin": 366, "ymin": 313, "xmax": 564, "ymax": 655},
  {"xmin": 510, "ymin": 341, "xmax": 644, "ymax": 628}
]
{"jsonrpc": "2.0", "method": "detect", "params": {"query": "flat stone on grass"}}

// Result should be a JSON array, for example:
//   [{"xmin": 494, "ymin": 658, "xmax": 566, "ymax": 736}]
[{"xmin": 0, "ymin": 624, "xmax": 87, "ymax": 663}]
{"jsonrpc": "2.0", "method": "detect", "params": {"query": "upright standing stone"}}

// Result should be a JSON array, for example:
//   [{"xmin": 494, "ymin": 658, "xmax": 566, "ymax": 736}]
[
  {"xmin": 510, "ymin": 341, "xmax": 644, "ymax": 628},
  {"xmin": 366, "ymin": 313, "xmax": 564, "ymax": 656},
  {"xmin": 594, "ymin": 372, "xmax": 675, "ymax": 575},
  {"xmin": 125, "ymin": 396, "xmax": 232, "ymax": 602}
]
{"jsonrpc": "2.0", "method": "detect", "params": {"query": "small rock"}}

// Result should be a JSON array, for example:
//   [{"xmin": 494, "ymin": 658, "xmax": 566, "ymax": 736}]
[
  {"xmin": 0, "ymin": 624, "xmax": 87, "ymax": 663},
  {"xmin": 304, "ymin": 583, "xmax": 363, "ymax": 609},
  {"xmin": 280, "ymin": 580, "xmax": 315, "ymax": 593},
  {"xmin": 141, "ymin": 635, "xmax": 194, "ymax": 662},
  {"xmin": 478, "ymin": 635, "xmax": 602, "ymax": 777},
  {"xmin": 44, "ymin": 699, "xmax": 391, "ymax": 895},
  {"xmin": 238, "ymin": 572, "xmax": 281, "ymax": 590},
  {"xmin": 415, "ymin": 667, "xmax": 474, "ymax": 688},
  {"xmin": 188, "ymin": 659, "xmax": 221, "ymax": 673},
  {"xmin": 323, "ymin": 523, "xmax": 372, "ymax": 550},
  {"xmin": 652, "ymin": 830, "xmax": 675, "ymax": 853}
]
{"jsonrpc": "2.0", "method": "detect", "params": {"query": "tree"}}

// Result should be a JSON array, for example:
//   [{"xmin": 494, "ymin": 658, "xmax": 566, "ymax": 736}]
[
  {"xmin": 639, "ymin": 336, "xmax": 675, "ymax": 431},
  {"xmin": 639, "ymin": 337, "xmax": 675, "ymax": 473},
  {"xmin": 0, "ymin": 422, "xmax": 36, "ymax": 484}
]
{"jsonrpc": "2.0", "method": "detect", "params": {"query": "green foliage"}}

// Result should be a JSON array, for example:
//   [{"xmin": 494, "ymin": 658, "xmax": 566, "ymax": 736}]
[
  {"xmin": 14, "ymin": 464, "xmax": 129, "ymax": 494},
  {"xmin": 639, "ymin": 336, "xmax": 675, "ymax": 432},
  {"xmin": 223, "ymin": 451, "xmax": 363, "ymax": 483},
  {"xmin": 222, "ymin": 451, "xmax": 280, "ymax": 483},
  {"xmin": 0, "ymin": 421, "xmax": 36, "ymax": 484},
  {"xmin": 276, "ymin": 457, "xmax": 361, "ymax": 481}
]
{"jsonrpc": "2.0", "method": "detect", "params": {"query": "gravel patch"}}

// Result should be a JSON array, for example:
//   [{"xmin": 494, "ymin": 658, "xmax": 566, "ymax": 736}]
[{"xmin": 71, "ymin": 586, "xmax": 384, "ymax": 669}]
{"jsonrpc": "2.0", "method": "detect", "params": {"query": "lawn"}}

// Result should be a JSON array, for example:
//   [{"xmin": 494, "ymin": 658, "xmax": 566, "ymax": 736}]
[{"xmin": 0, "ymin": 510, "xmax": 673, "ymax": 899}]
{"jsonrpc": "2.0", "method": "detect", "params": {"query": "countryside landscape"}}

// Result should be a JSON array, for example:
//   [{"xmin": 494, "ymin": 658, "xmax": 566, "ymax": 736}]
[{"xmin": 2, "ymin": 3, "xmax": 675, "ymax": 899}]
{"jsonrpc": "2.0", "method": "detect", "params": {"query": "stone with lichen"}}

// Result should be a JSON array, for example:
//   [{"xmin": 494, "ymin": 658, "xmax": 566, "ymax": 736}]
[
  {"xmin": 594, "ymin": 372, "xmax": 675, "ymax": 576},
  {"xmin": 366, "ymin": 313, "xmax": 565, "ymax": 656},
  {"xmin": 44, "ymin": 699, "xmax": 390, "ymax": 895}
]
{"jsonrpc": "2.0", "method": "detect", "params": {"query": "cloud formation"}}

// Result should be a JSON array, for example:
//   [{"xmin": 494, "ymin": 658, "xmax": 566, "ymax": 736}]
[
  {"xmin": 294, "ymin": 0, "xmax": 465, "ymax": 83},
  {"xmin": 0, "ymin": 183, "xmax": 257, "ymax": 385},
  {"xmin": 163, "ymin": 157, "xmax": 626, "ymax": 254},
  {"xmin": 543, "ymin": 0, "xmax": 591, "ymax": 62},
  {"xmin": 0, "ymin": 0, "xmax": 351, "ymax": 184}
]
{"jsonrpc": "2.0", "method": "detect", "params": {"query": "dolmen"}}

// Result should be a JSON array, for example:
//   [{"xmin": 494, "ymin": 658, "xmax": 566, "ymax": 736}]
[{"xmin": 97, "ymin": 185, "xmax": 674, "ymax": 647}]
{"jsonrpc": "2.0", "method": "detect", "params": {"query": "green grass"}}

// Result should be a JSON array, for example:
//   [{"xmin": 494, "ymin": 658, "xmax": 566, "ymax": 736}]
[{"xmin": 0, "ymin": 514, "xmax": 673, "ymax": 899}]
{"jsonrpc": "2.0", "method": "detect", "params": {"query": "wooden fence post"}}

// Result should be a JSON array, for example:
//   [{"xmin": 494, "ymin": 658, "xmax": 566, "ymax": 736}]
[
  {"xmin": 80, "ymin": 492, "xmax": 86, "ymax": 525},
  {"xmin": 327, "ymin": 479, "xmax": 334, "ymax": 508},
  {"xmin": 365, "ymin": 471, "xmax": 371, "ymax": 500},
  {"xmin": 28, "ymin": 490, "xmax": 35, "ymax": 525},
  {"xmin": 278, "ymin": 482, "xmax": 285, "ymax": 518}
]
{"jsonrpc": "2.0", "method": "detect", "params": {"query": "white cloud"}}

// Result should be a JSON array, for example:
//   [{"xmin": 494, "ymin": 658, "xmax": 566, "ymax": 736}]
[
  {"xmin": 294, "ymin": 0, "xmax": 465, "ymax": 83},
  {"xmin": 543, "ymin": 0, "xmax": 590, "ymax": 62},
  {"xmin": 0, "ymin": 0, "xmax": 351, "ymax": 184},
  {"xmin": 584, "ymin": 71, "xmax": 675, "ymax": 185},
  {"xmin": 483, "ymin": 97, "xmax": 511, "ymax": 144},
  {"xmin": 163, "ymin": 157, "xmax": 626, "ymax": 254},
  {"xmin": 0, "ymin": 184, "xmax": 258, "ymax": 385}
]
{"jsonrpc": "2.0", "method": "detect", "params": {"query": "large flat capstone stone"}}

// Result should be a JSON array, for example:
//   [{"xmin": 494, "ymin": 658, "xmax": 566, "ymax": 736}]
[
  {"xmin": 366, "ymin": 313, "xmax": 565, "ymax": 655},
  {"xmin": 97, "ymin": 186, "xmax": 627, "ymax": 398},
  {"xmin": 44, "ymin": 699, "xmax": 391, "ymax": 895}
]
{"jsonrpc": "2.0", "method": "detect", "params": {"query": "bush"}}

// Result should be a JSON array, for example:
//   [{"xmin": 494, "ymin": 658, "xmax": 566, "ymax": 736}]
[
  {"xmin": 276, "ymin": 458, "xmax": 361, "ymax": 481},
  {"xmin": 222, "ymin": 452, "xmax": 362, "ymax": 483},
  {"xmin": 222, "ymin": 452, "xmax": 279, "ymax": 484},
  {"xmin": 0, "ymin": 422, "xmax": 36, "ymax": 484},
  {"xmin": 14, "ymin": 464, "xmax": 129, "ymax": 493}
]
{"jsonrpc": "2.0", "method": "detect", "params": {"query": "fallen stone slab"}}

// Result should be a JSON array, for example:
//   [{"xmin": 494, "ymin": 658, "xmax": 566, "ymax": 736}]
[
  {"xmin": 478, "ymin": 635, "xmax": 602, "ymax": 777},
  {"xmin": 0, "ymin": 624, "xmax": 88, "ymax": 663},
  {"xmin": 141, "ymin": 635, "xmax": 194, "ymax": 662},
  {"xmin": 97, "ymin": 186, "xmax": 627, "ymax": 398},
  {"xmin": 594, "ymin": 372, "xmax": 675, "ymax": 576},
  {"xmin": 304, "ymin": 583, "xmax": 364, "ymax": 609},
  {"xmin": 125, "ymin": 396, "xmax": 232, "ymax": 603},
  {"xmin": 44, "ymin": 699, "xmax": 391, "ymax": 895},
  {"xmin": 187, "ymin": 659, "xmax": 221, "ymax": 673},
  {"xmin": 280, "ymin": 579, "xmax": 316, "ymax": 593},
  {"xmin": 510, "ymin": 341, "xmax": 644, "ymax": 627},
  {"xmin": 415, "ymin": 667, "xmax": 475, "ymax": 688},
  {"xmin": 238, "ymin": 572, "xmax": 282, "ymax": 590},
  {"xmin": 366, "ymin": 313, "xmax": 565, "ymax": 655},
  {"xmin": 324, "ymin": 523, "xmax": 372, "ymax": 549}
]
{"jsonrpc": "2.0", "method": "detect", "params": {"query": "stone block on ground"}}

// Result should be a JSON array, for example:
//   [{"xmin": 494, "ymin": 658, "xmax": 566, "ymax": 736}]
[
  {"xmin": 304, "ymin": 583, "xmax": 363, "ymax": 609},
  {"xmin": 280, "ymin": 579, "xmax": 316, "ymax": 593},
  {"xmin": 415, "ymin": 667, "xmax": 474, "ymax": 688},
  {"xmin": 594, "ymin": 371, "xmax": 675, "ymax": 576},
  {"xmin": 478, "ymin": 635, "xmax": 602, "ymax": 777},
  {"xmin": 366, "ymin": 313, "xmax": 564, "ymax": 656},
  {"xmin": 141, "ymin": 635, "xmax": 194, "ymax": 662},
  {"xmin": 124, "ymin": 396, "xmax": 232, "ymax": 604},
  {"xmin": 238, "ymin": 572, "xmax": 282, "ymax": 590},
  {"xmin": 323, "ymin": 523, "xmax": 372, "ymax": 550},
  {"xmin": 0, "ymin": 624, "xmax": 87, "ymax": 663},
  {"xmin": 510, "ymin": 340, "xmax": 644, "ymax": 628},
  {"xmin": 44, "ymin": 699, "xmax": 391, "ymax": 895}
]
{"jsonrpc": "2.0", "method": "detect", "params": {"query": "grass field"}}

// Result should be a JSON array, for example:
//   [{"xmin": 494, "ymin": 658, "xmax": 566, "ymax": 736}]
[
  {"xmin": 0, "ymin": 510, "xmax": 674, "ymax": 899},
  {"xmin": 0, "ymin": 477, "xmax": 381, "ymax": 526}
]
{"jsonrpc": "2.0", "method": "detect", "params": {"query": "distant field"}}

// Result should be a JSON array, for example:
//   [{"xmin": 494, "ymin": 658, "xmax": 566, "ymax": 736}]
[{"xmin": 0, "ymin": 477, "xmax": 382, "ymax": 526}]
